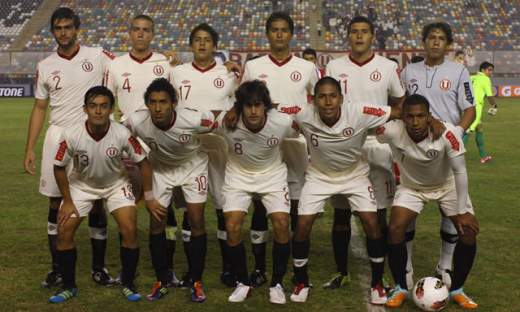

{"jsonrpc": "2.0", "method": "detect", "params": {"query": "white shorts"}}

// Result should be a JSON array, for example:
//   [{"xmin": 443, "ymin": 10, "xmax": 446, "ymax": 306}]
[
  {"xmin": 199, "ymin": 133, "xmax": 227, "ymax": 210},
  {"xmin": 363, "ymin": 136, "xmax": 395, "ymax": 209},
  {"xmin": 299, "ymin": 163, "xmax": 377, "ymax": 215},
  {"xmin": 40, "ymin": 125, "xmax": 68, "ymax": 197},
  {"xmin": 222, "ymin": 164, "xmax": 290, "ymax": 215},
  {"xmin": 67, "ymin": 178, "xmax": 136, "ymax": 217},
  {"xmin": 392, "ymin": 181, "xmax": 475, "ymax": 217},
  {"xmin": 153, "ymin": 152, "xmax": 209, "ymax": 207},
  {"xmin": 281, "ymin": 136, "xmax": 308, "ymax": 200}
]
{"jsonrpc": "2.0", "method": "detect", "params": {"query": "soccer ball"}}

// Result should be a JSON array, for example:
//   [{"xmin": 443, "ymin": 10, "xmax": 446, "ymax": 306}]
[{"xmin": 412, "ymin": 277, "xmax": 449, "ymax": 311}]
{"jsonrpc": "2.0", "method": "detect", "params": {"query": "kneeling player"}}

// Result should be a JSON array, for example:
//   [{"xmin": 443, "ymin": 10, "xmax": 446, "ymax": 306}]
[
  {"xmin": 50, "ymin": 86, "xmax": 152, "ymax": 303},
  {"xmin": 379, "ymin": 94, "xmax": 479, "ymax": 309},
  {"xmin": 127, "ymin": 78, "xmax": 214, "ymax": 302},
  {"xmin": 218, "ymin": 81, "xmax": 297, "ymax": 304},
  {"xmin": 291, "ymin": 77, "xmax": 401, "ymax": 304}
]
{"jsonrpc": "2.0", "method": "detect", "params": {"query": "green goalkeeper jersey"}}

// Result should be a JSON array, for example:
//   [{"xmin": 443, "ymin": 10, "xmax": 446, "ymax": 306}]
[{"xmin": 470, "ymin": 72, "xmax": 493, "ymax": 106}]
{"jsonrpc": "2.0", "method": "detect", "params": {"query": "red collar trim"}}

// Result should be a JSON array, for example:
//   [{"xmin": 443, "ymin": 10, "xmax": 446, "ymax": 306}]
[
  {"xmin": 129, "ymin": 51, "xmax": 153, "ymax": 64},
  {"xmin": 57, "ymin": 45, "xmax": 80, "ymax": 60},
  {"xmin": 192, "ymin": 61, "xmax": 216, "ymax": 73},
  {"xmin": 348, "ymin": 53, "xmax": 375, "ymax": 67},
  {"xmin": 268, "ymin": 54, "xmax": 292, "ymax": 67},
  {"xmin": 85, "ymin": 120, "xmax": 110, "ymax": 142}
]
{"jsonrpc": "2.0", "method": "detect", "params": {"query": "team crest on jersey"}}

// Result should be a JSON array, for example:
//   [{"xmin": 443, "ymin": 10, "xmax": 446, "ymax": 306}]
[
  {"xmin": 153, "ymin": 65, "xmax": 164, "ymax": 76},
  {"xmin": 106, "ymin": 146, "xmax": 119, "ymax": 158},
  {"xmin": 290, "ymin": 71, "xmax": 302, "ymax": 82},
  {"xmin": 440, "ymin": 79, "xmax": 452, "ymax": 90},
  {"xmin": 82, "ymin": 61, "xmax": 93, "ymax": 72},
  {"xmin": 339, "ymin": 73, "xmax": 348, "ymax": 78},
  {"xmin": 426, "ymin": 149, "xmax": 439, "ymax": 159},
  {"xmin": 370, "ymin": 70, "xmax": 381, "ymax": 82},
  {"xmin": 342, "ymin": 127, "xmax": 355, "ymax": 137},
  {"xmin": 179, "ymin": 133, "xmax": 191, "ymax": 143},
  {"xmin": 213, "ymin": 78, "xmax": 225, "ymax": 88},
  {"xmin": 267, "ymin": 136, "xmax": 280, "ymax": 146}
]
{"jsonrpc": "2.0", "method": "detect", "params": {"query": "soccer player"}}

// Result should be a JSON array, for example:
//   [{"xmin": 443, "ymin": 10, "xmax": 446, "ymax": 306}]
[
  {"xmin": 290, "ymin": 77, "xmax": 402, "ymax": 304},
  {"xmin": 324, "ymin": 16, "xmax": 405, "ymax": 288},
  {"xmin": 464, "ymin": 61, "xmax": 496, "ymax": 163},
  {"xmin": 400, "ymin": 22, "xmax": 476, "ymax": 289},
  {"xmin": 49, "ymin": 86, "xmax": 150, "ymax": 303},
  {"xmin": 23, "ymin": 7, "xmax": 115, "ymax": 288},
  {"xmin": 127, "ymin": 78, "xmax": 214, "ymax": 302},
  {"xmin": 217, "ymin": 80, "xmax": 296, "ymax": 304},
  {"xmin": 242, "ymin": 12, "xmax": 320, "ymax": 285},
  {"xmin": 104, "ymin": 14, "xmax": 180, "ymax": 285},
  {"xmin": 302, "ymin": 47, "xmax": 325, "ymax": 77},
  {"xmin": 380, "ymin": 94, "xmax": 479, "ymax": 309},
  {"xmin": 170, "ymin": 23, "xmax": 238, "ymax": 287}
]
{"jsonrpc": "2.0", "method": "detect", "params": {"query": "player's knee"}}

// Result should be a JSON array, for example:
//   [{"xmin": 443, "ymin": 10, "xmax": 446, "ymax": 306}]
[
  {"xmin": 271, "ymin": 215, "xmax": 290, "ymax": 243},
  {"xmin": 149, "ymin": 218, "xmax": 166, "ymax": 234},
  {"xmin": 388, "ymin": 222, "xmax": 406, "ymax": 244},
  {"xmin": 459, "ymin": 227, "xmax": 477, "ymax": 245},
  {"xmin": 119, "ymin": 222, "xmax": 137, "ymax": 245}
]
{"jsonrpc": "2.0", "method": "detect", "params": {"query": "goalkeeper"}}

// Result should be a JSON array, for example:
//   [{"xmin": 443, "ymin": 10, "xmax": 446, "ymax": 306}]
[{"xmin": 464, "ymin": 61, "xmax": 496, "ymax": 164}]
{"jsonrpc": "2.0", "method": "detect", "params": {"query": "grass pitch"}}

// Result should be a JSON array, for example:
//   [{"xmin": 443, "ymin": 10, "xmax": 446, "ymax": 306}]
[{"xmin": 0, "ymin": 97, "xmax": 518, "ymax": 311}]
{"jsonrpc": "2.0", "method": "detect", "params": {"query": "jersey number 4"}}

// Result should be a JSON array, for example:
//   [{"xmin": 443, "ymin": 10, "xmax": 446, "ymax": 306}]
[{"xmin": 123, "ymin": 78, "xmax": 132, "ymax": 93}]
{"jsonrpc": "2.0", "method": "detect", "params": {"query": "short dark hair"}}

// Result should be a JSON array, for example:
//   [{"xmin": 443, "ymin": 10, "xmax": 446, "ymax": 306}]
[
  {"xmin": 387, "ymin": 57, "xmax": 399, "ymax": 64},
  {"xmin": 131, "ymin": 14, "xmax": 155, "ymax": 33},
  {"xmin": 144, "ymin": 78, "xmax": 178, "ymax": 104},
  {"xmin": 302, "ymin": 48, "xmax": 317, "ymax": 58},
  {"xmin": 50, "ymin": 7, "xmax": 80, "ymax": 30},
  {"xmin": 347, "ymin": 16, "xmax": 374, "ymax": 35},
  {"xmin": 403, "ymin": 94, "xmax": 430, "ymax": 113},
  {"xmin": 189, "ymin": 23, "xmax": 219, "ymax": 47},
  {"xmin": 266, "ymin": 11, "xmax": 294, "ymax": 34},
  {"xmin": 479, "ymin": 61, "xmax": 494, "ymax": 71},
  {"xmin": 455, "ymin": 50, "xmax": 464, "ymax": 57},
  {"xmin": 84, "ymin": 86, "xmax": 115, "ymax": 108},
  {"xmin": 313, "ymin": 76, "xmax": 342, "ymax": 97},
  {"xmin": 422, "ymin": 22, "xmax": 453, "ymax": 44},
  {"xmin": 410, "ymin": 55, "xmax": 424, "ymax": 63},
  {"xmin": 234, "ymin": 80, "xmax": 273, "ymax": 115}
]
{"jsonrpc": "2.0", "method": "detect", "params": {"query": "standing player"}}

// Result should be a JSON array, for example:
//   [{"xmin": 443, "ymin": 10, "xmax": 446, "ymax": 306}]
[
  {"xmin": 23, "ymin": 7, "xmax": 115, "ymax": 288},
  {"xmin": 290, "ymin": 77, "xmax": 402, "ymax": 304},
  {"xmin": 170, "ymin": 23, "xmax": 238, "ymax": 287},
  {"xmin": 379, "ymin": 94, "xmax": 478, "ymax": 309},
  {"xmin": 127, "ymin": 78, "xmax": 214, "ymax": 302},
  {"xmin": 464, "ymin": 61, "xmax": 496, "ymax": 163},
  {"xmin": 324, "ymin": 16, "xmax": 405, "ymax": 288},
  {"xmin": 401, "ymin": 22, "xmax": 476, "ymax": 288},
  {"xmin": 241, "ymin": 12, "xmax": 320, "ymax": 285},
  {"xmin": 217, "ymin": 80, "xmax": 296, "ymax": 304},
  {"xmin": 49, "ymin": 86, "xmax": 149, "ymax": 303},
  {"xmin": 104, "ymin": 14, "xmax": 180, "ymax": 285}
]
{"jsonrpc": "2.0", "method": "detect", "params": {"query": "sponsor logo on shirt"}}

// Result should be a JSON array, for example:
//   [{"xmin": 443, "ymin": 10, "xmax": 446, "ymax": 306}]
[
  {"xmin": 259, "ymin": 74, "xmax": 268, "ymax": 79},
  {"xmin": 339, "ymin": 73, "xmax": 348, "ymax": 78},
  {"xmin": 122, "ymin": 72, "xmax": 131, "ymax": 77},
  {"xmin": 280, "ymin": 106, "xmax": 301, "ymax": 115},
  {"xmin": 464, "ymin": 82, "xmax": 474, "ymax": 103},
  {"xmin": 82, "ymin": 61, "xmax": 93, "ymax": 72},
  {"xmin": 128, "ymin": 136, "xmax": 143, "ymax": 154},
  {"xmin": 290, "ymin": 71, "xmax": 302, "ymax": 82},
  {"xmin": 102, "ymin": 50, "xmax": 116, "ymax": 60},
  {"xmin": 445, "ymin": 131, "xmax": 460, "ymax": 151},
  {"xmin": 55, "ymin": 140, "xmax": 68, "ymax": 161},
  {"xmin": 153, "ymin": 65, "xmax": 164, "ymax": 76},
  {"xmin": 370, "ymin": 70, "xmax": 381, "ymax": 82},
  {"xmin": 440, "ymin": 79, "xmax": 452, "ymax": 90},
  {"xmin": 213, "ymin": 77, "xmax": 225, "ymax": 88},
  {"xmin": 363, "ymin": 106, "xmax": 386, "ymax": 117},
  {"xmin": 376, "ymin": 126, "xmax": 385, "ymax": 135},
  {"xmin": 181, "ymin": 80, "xmax": 190, "ymax": 84}
]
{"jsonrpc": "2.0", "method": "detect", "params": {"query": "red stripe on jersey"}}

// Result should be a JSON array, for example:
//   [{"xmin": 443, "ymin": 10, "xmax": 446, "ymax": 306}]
[
  {"xmin": 363, "ymin": 106, "xmax": 386, "ymax": 117},
  {"xmin": 291, "ymin": 121, "xmax": 300, "ymax": 132},
  {"xmin": 445, "ymin": 131, "xmax": 460, "ymax": 151},
  {"xmin": 128, "ymin": 136, "xmax": 143, "ymax": 154},
  {"xmin": 103, "ymin": 70, "xmax": 109, "ymax": 86},
  {"xmin": 200, "ymin": 119, "xmax": 213, "ymax": 127},
  {"xmin": 103, "ymin": 49, "xmax": 116, "ymax": 60},
  {"xmin": 55, "ymin": 140, "xmax": 68, "ymax": 161},
  {"xmin": 376, "ymin": 126, "xmax": 385, "ymax": 135},
  {"xmin": 280, "ymin": 106, "xmax": 301, "ymax": 115}
]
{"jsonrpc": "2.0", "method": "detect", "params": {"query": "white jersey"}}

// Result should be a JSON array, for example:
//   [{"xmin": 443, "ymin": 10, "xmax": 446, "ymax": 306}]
[
  {"xmin": 35, "ymin": 46, "xmax": 114, "ymax": 128},
  {"xmin": 326, "ymin": 54, "xmax": 404, "ymax": 106},
  {"xmin": 242, "ymin": 54, "xmax": 320, "ymax": 114},
  {"xmin": 215, "ymin": 109, "xmax": 298, "ymax": 173},
  {"xmin": 127, "ymin": 108, "xmax": 214, "ymax": 169},
  {"xmin": 54, "ymin": 120, "xmax": 145, "ymax": 189},
  {"xmin": 104, "ymin": 52, "xmax": 172, "ymax": 120},
  {"xmin": 401, "ymin": 59, "xmax": 474, "ymax": 125},
  {"xmin": 171, "ymin": 62, "xmax": 238, "ymax": 112},
  {"xmin": 295, "ymin": 103, "xmax": 391, "ymax": 175},
  {"xmin": 376, "ymin": 120, "xmax": 465, "ymax": 190}
]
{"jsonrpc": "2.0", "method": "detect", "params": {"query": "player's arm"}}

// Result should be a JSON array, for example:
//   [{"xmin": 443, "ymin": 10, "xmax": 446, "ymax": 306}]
[
  {"xmin": 137, "ymin": 157, "xmax": 166, "ymax": 222},
  {"xmin": 457, "ymin": 68, "xmax": 476, "ymax": 132},
  {"xmin": 449, "ymin": 155, "xmax": 479, "ymax": 235},
  {"xmin": 388, "ymin": 62, "xmax": 406, "ymax": 107},
  {"xmin": 24, "ymin": 98, "xmax": 49, "ymax": 174}
]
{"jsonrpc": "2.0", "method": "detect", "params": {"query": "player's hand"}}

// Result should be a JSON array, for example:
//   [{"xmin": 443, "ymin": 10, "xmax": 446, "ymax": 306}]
[
  {"xmin": 161, "ymin": 50, "xmax": 181, "ymax": 66},
  {"xmin": 23, "ymin": 149, "xmax": 36, "ymax": 175},
  {"xmin": 429, "ymin": 118, "xmax": 446, "ymax": 140},
  {"xmin": 58, "ymin": 199, "xmax": 79, "ymax": 227},
  {"xmin": 224, "ymin": 107, "xmax": 239, "ymax": 130},
  {"xmin": 224, "ymin": 61, "xmax": 241, "ymax": 74},
  {"xmin": 487, "ymin": 105, "xmax": 498, "ymax": 116},
  {"xmin": 453, "ymin": 212, "xmax": 479, "ymax": 236},
  {"xmin": 146, "ymin": 199, "xmax": 167, "ymax": 222}
]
